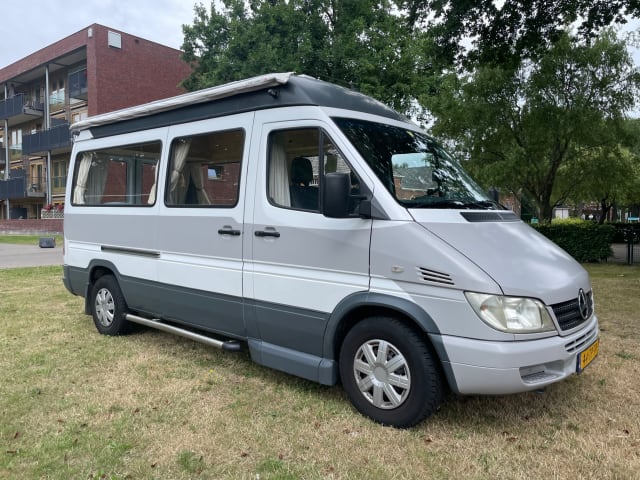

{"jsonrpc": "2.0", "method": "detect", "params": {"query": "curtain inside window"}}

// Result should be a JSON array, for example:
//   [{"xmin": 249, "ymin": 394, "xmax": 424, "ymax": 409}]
[
  {"xmin": 148, "ymin": 164, "xmax": 157, "ymax": 204},
  {"xmin": 190, "ymin": 164, "xmax": 210, "ymax": 205},
  {"xmin": 85, "ymin": 159, "xmax": 108, "ymax": 204},
  {"xmin": 73, "ymin": 152, "xmax": 93, "ymax": 204},
  {"xmin": 169, "ymin": 139, "xmax": 192, "ymax": 204},
  {"xmin": 269, "ymin": 137, "xmax": 290, "ymax": 207}
]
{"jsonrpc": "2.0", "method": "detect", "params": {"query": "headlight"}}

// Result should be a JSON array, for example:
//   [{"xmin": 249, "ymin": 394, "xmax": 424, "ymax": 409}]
[{"xmin": 465, "ymin": 292, "xmax": 556, "ymax": 333}]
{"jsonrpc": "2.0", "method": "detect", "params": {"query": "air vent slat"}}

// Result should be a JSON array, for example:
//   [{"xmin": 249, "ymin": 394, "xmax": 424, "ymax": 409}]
[
  {"xmin": 461, "ymin": 212, "xmax": 519, "ymax": 222},
  {"xmin": 416, "ymin": 267, "xmax": 455, "ymax": 286}
]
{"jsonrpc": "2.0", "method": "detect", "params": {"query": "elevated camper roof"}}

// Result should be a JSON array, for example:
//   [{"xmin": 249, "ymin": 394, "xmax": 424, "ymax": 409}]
[{"xmin": 72, "ymin": 73, "xmax": 408, "ymax": 139}]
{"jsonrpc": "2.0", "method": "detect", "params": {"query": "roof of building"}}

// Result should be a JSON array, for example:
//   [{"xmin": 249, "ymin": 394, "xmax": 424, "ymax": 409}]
[
  {"xmin": 73, "ymin": 73, "xmax": 408, "ymax": 138},
  {"xmin": 0, "ymin": 24, "xmax": 184, "ymax": 85}
]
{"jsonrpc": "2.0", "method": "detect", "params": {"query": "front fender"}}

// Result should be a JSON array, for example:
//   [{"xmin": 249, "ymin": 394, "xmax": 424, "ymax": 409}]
[{"xmin": 323, "ymin": 291, "xmax": 445, "ymax": 360}]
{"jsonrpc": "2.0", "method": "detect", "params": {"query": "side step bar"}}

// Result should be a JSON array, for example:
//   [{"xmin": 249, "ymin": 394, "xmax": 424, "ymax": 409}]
[{"xmin": 125, "ymin": 313, "xmax": 242, "ymax": 352}]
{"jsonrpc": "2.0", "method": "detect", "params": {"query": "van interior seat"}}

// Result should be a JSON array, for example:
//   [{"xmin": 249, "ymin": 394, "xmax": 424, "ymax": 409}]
[{"xmin": 290, "ymin": 156, "xmax": 318, "ymax": 210}]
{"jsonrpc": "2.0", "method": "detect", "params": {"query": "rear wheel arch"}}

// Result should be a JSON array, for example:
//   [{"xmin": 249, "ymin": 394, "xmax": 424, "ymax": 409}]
[
  {"xmin": 89, "ymin": 272, "xmax": 132, "ymax": 336},
  {"xmin": 83, "ymin": 261, "xmax": 121, "ymax": 314}
]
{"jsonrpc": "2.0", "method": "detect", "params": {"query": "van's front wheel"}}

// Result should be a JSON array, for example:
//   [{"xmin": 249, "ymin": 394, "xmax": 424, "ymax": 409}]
[
  {"xmin": 339, "ymin": 317, "xmax": 443, "ymax": 428},
  {"xmin": 90, "ymin": 275, "xmax": 131, "ymax": 335}
]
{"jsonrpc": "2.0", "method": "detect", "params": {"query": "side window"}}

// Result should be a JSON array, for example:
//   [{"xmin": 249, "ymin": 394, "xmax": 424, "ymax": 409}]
[
  {"xmin": 268, "ymin": 128, "xmax": 357, "ymax": 212},
  {"xmin": 72, "ymin": 141, "xmax": 161, "ymax": 206},
  {"xmin": 166, "ymin": 129, "xmax": 244, "ymax": 207}
]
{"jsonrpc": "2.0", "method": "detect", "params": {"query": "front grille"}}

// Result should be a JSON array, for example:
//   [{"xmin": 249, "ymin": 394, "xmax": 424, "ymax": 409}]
[{"xmin": 552, "ymin": 291, "xmax": 593, "ymax": 331}]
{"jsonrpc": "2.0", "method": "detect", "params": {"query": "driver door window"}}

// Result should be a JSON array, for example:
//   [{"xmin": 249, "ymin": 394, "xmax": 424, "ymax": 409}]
[{"xmin": 267, "ymin": 128, "xmax": 357, "ymax": 213}]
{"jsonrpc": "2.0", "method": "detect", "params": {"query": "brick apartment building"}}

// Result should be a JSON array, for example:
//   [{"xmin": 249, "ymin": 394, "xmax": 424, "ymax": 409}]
[{"xmin": 0, "ymin": 23, "xmax": 192, "ymax": 219}]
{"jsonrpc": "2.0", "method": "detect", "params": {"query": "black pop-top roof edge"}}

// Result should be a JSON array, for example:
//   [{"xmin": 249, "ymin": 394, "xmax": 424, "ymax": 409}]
[{"xmin": 73, "ymin": 73, "xmax": 408, "ymax": 139}]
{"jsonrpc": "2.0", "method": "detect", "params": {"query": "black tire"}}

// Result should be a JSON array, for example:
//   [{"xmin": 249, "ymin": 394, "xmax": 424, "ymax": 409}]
[
  {"xmin": 90, "ymin": 275, "xmax": 131, "ymax": 336},
  {"xmin": 339, "ymin": 317, "xmax": 443, "ymax": 428}
]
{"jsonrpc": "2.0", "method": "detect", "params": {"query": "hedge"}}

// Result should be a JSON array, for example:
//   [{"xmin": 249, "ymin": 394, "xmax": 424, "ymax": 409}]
[
  {"xmin": 532, "ymin": 222, "xmax": 615, "ymax": 262},
  {"xmin": 609, "ymin": 223, "xmax": 640, "ymax": 243}
]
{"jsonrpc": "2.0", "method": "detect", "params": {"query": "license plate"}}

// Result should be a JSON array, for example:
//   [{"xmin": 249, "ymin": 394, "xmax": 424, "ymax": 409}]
[{"xmin": 577, "ymin": 338, "xmax": 599, "ymax": 373}]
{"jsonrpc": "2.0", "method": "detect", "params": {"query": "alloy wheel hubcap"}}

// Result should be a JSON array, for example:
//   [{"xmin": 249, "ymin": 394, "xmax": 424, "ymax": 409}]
[
  {"xmin": 353, "ymin": 339, "xmax": 411, "ymax": 409},
  {"xmin": 95, "ymin": 288, "xmax": 115, "ymax": 327}
]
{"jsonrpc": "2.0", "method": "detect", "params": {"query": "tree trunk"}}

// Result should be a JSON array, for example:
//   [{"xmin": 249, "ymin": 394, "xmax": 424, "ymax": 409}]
[
  {"xmin": 599, "ymin": 198, "xmax": 612, "ymax": 225},
  {"xmin": 539, "ymin": 202, "xmax": 554, "ymax": 223}
]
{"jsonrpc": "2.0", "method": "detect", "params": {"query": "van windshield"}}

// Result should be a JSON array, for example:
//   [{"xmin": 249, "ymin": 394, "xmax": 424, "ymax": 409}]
[{"xmin": 333, "ymin": 117, "xmax": 501, "ymax": 210}]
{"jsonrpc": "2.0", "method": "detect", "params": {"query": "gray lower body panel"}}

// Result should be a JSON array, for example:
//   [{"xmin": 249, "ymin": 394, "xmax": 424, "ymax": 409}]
[
  {"xmin": 62, "ymin": 264, "xmax": 338, "ymax": 383},
  {"xmin": 248, "ymin": 339, "xmax": 337, "ymax": 385}
]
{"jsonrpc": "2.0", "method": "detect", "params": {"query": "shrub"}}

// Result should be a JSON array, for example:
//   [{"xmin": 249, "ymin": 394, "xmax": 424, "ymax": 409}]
[
  {"xmin": 609, "ymin": 223, "xmax": 640, "ymax": 243},
  {"xmin": 533, "ymin": 221, "xmax": 615, "ymax": 262}
]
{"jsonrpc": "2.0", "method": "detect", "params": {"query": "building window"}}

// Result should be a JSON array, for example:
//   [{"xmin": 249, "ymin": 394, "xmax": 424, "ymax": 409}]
[
  {"xmin": 49, "ymin": 78, "xmax": 65, "ymax": 111},
  {"xmin": 30, "ymin": 163, "xmax": 43, "ymax": 191},
  {"xmin": 53, "ymin": 160, "xmax": 67, "ymax": 190},
  {"xmin": 9, "ymin": 129, "xmax": 22, "ymax": 162},
  {"xmin": 11, "ymin": 129, "xmax": 22, "ymax": 147},
  {"xmin": 71, "ymin": 111, "xmax": 88, "ymax": 124},
  {"xmin": 69, "ymin": 68, "xmax": 88, "ymax": 103}
]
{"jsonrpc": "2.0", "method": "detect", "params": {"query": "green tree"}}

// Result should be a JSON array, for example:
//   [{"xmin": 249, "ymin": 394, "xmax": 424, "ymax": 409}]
[
  {"xmin": 423, "ymin": 30, "xmax": 640, "ymax": 222},
  {"xmin": 180, "ymin": 0, "xmax": 426, "ymax": 113},
  {"xmin": 560, "ymin": 143, "xmax": 640, "ymax": 223},
  {"xmin": 400, "ymin": 0, "xmax": 638, "ymax": 68}
]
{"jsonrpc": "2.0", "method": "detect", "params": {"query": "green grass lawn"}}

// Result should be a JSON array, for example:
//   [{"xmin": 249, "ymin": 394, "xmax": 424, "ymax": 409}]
[
  {"xmin": 0, "ymin": 234, "xmax": 63, "ymax": 245},
  {"xmin": 0, "ymin": 264, "xmax": 638, "ymax": 479}
]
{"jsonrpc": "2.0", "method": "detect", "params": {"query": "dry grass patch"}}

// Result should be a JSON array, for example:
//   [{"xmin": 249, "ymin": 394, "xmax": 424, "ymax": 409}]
[{"xmin": 1, "ymin": 265, "xmax": 639, "ymax": 479}]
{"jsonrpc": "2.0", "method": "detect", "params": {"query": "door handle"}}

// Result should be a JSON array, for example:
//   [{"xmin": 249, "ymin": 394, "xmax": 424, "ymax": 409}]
[
  {"xmin": 218, "ymin": 228, "xmax": 241, "ymax": 236},
  {"xmin": 255, "ymin": 230, "xmax": 280, "ymax": 238}
]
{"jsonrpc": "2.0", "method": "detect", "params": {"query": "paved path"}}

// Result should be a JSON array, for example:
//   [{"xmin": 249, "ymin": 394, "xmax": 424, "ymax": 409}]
[
  {"xmin": 609, "ymin": 243, "xmax": 637, "ymax": 264},
  {"xmin": 0, "ymin": 242, "xmax": 63, "ymax": 269}
]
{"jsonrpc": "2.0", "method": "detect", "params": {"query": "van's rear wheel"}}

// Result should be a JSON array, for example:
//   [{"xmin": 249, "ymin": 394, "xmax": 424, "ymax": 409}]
[
  {"xmin": 339, "ymin": 317, "xmax": 443, "ymax": 428},
  {"xmin": 90, "ymin": 275, "xmax": 131, "ymax": 335}
]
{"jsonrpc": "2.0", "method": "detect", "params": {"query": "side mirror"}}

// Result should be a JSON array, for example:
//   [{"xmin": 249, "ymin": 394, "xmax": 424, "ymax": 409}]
[{"xmin": 323, "ymin": 173, "xmax": 350, "ymax": 218}]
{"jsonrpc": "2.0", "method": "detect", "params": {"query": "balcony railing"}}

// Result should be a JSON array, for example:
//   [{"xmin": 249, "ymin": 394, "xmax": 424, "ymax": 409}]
[
  {"xmin": 0, "ymin": 93, "xmax": 44, "ymax": 120},
  {"xmin": 22, "ymin": 123, "xmax": 71, "ymax": 155},
  {"xmin": 0, "ymin": 170, "xmax": 26, "ymax": 200},
  {"xmin": 0, "ymin": 94, "xmax": 26, "ymax": 119}
]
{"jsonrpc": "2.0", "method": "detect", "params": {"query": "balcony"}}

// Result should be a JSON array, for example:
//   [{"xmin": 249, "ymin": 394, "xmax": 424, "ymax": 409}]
[
  {"xmin": 0, "ymin": 94, "xmax": 44, "ymax": 126},
  {"xmin": 22, "ymin": 123, "xmax": 71, "ymax": 156},
  {"xmin": 0, "ymin": 169, "xmax": 26, "ymax": 200}
]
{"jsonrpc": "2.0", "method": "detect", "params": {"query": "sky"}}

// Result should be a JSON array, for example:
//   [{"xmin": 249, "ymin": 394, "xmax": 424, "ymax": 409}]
[
  {"xmin": 1, "ymin": 1, "xmax": 639, "ymax": 71},
  {"xmin": 0, "ymin": 0, "xmax": 198, "ymax": 67}
]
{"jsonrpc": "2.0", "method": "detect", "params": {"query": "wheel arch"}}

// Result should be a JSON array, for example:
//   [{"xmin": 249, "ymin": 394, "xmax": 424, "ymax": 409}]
[
  {"xmin": 82, "ymin": 260, "xmax": 123, "ymax": 314},
  {"xmin": 324, "ymin": 292, "xmax": 455, "ymax": 391}
]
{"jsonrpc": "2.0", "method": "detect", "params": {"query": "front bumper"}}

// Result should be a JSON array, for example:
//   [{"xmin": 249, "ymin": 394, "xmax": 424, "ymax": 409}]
[{"xmin": 433, "ymin": 315, "xmax": 599, "ymax": 395}]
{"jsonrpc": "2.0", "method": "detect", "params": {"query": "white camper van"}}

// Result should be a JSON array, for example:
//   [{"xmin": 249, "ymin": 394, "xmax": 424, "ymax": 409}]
[{"xmin": 63, "ymin": 73, "xmax": 599, "ymax": 427}]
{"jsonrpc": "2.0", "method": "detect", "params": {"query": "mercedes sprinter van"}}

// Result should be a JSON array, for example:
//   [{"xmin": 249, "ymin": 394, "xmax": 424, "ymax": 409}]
[{"xmin": 63, "ymin": 73, "xmax": 599, "ymax": 427}]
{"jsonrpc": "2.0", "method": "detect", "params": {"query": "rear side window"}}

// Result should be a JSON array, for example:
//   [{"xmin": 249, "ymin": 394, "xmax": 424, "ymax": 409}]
[
  {"xmin": 71, "ymin": 141, "xmax": 161, "ymax": 206},
  {"xmin": 165, "ymin": 129, "xmax": 244, "ymax": 207}
]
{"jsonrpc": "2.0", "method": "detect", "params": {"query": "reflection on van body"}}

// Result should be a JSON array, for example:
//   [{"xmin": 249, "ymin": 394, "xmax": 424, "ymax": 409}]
[{"xmin": 63, "ymin": 73, "xmax": 599, "ymax": 428}]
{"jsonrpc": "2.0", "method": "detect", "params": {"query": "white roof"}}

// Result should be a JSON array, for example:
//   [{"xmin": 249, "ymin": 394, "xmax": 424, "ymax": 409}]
[{"xmin": 71, "ymin": 72, "xmax": 293, "ymax": 132}]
